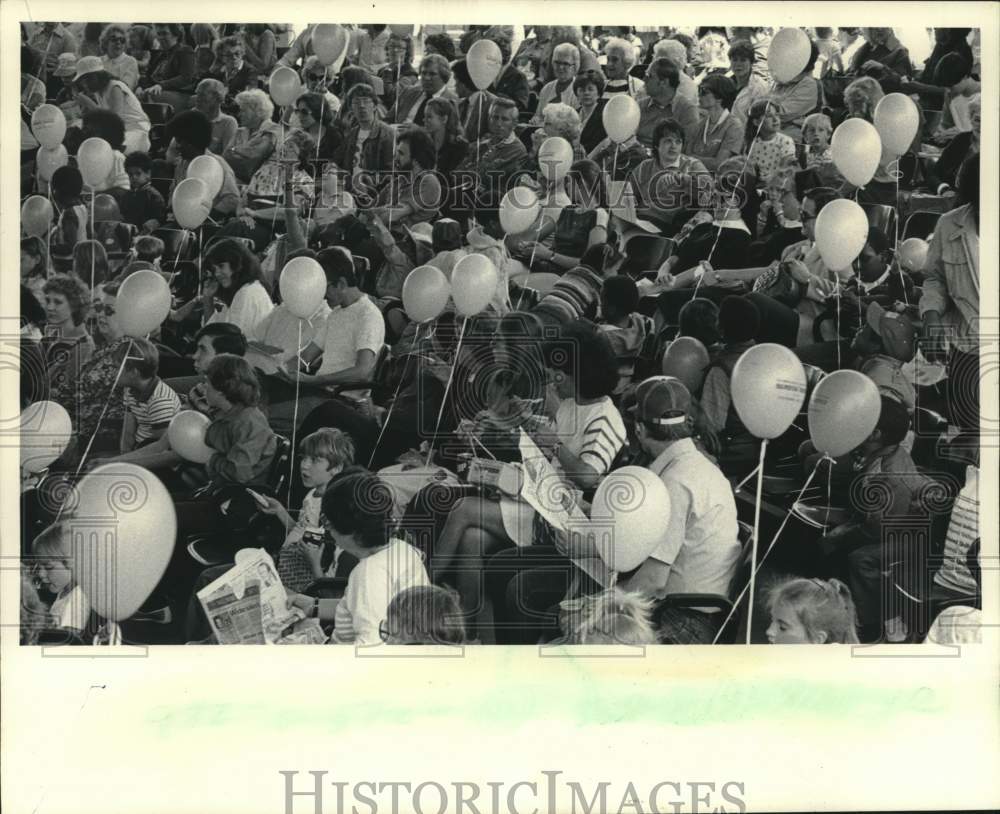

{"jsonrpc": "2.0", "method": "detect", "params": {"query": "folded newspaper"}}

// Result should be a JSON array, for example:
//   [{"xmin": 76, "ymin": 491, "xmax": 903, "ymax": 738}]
[
  {"xmin": 197, "ymin": 548, "xmax": 312, "ymax": 644},
  {"xmin": 516, "ymin": 431, "xmax": 614, "ymax": 589}
]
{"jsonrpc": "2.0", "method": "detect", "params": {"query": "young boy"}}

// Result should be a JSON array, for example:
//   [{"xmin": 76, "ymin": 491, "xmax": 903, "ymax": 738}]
[
  {"xmin": 132, "ymin": 234, "xmax": 166, "ymax": 271},
  {"xmin": 49, "ymin": 165, "xmax": 89, "ymax": 260},
  {"xmin": 597, "ymin": 275, "xmax": 652, "ymax": 396},
  {"xmin": 121, "ymin": 151, "xmax": 167, "ymax": 233},
  {"xmin": 260, "ymin": 429, "xmax": 358, "ymax": 592},
  {"xmin": 118, "ymin": 338, "xmax": 182, "ymax": 453},
  {"xmin": 31, "ymin": 521, "xmax": 122, "ymax": 644},
  {"xmin": 852, "ymin": 302, "xmax": 918, "ymax": 411}
]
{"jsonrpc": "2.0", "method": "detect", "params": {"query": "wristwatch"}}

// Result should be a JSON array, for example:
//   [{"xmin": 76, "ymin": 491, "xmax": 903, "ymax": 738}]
[{"xmin": 311, "ymin": 598, "xmax": 320, "ymax": 618}]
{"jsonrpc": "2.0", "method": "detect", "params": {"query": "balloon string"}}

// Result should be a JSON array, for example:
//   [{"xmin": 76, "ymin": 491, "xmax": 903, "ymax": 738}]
[
  {"xmin": 46, "ymin": 185, "xmax": 54, "ymax": 279},
  {"xmin": 55, "ymin": 339, "xmax": 138, "ymax": 523},
  {"xmin": 287, "ymin": 320, "xmax": 302, "ymax": 505},
  {"xmin": 367, "ymin": 324, "xmax": 421, "ymax": 468},
  {"xmin": 891, "ymin": 159, "xmax": 910, "ymax": 307},
  {"xmin": 305, "ymin": 65, "xmax": 328, "ymax": 239},
  {"xmin": 612, "ymin": 143, "xmax": 619, "ymax": 183},
  {"xmin": 713, "ymin": 453, "xmax": 827, "ymax": 644},
  {"xmin": 836, "ymin": 288, "xmax": 841, "ymax": 368},
  {"xmin": 733, "ymin": 462, "xmax": 761, "ymax": 493},
  {"xmin": 425, "ymin": 317, "xmax": 466, "ymax": 467},
  {"xmin": 691, "ymin": 85, "xmax": 772, "ymax": 301},
  {"xmin": 744, "ymin": 438, "xmax": 767, "ymax": 645},
  {"xmin": 90, "ymin": 189, "xmax": 96, "ymax": 301},
  {"xmin": 528, "ymin": 214, "xmax": 547, "ymax": 269}
]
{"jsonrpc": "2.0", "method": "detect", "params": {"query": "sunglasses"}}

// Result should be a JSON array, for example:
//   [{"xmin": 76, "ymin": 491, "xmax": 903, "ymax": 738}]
[{"xmin": 93, "ymin": 302, "xmax": 115, "ymax": 316}]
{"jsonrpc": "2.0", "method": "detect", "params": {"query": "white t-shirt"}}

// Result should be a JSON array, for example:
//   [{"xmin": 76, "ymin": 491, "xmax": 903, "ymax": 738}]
[
  {"xmin": 312, "ymin": 294, "xmax": 385, "ymax": 397},
  {"xmin": 330, "ymin": 538, "xmax": 430, "ymax": 645},
  {"xmin": 50, "ymin": 584, "xmax": 91, "ymax": 632},
  {"xmin": 207, "ymin": 280, "xmax": 275, "ymax": 337}
]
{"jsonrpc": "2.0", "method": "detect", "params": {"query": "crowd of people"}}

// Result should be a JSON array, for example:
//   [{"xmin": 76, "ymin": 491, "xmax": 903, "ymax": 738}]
[{"xmin": 18, "ymin": 23, "xmax": 983, "ymax": 647}]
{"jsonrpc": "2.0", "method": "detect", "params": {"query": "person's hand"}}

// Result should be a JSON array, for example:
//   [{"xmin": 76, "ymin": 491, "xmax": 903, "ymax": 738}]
[
  {"xmin": 282, "ymin": 355, "xmax": 300, "ymax": 376},
  {"xmin": 238, "ymin": 212, "xmax": 256, "ymax": 228},
  {"xmin": 298, "ymin": 539, "xmax": 323, "ymax": 571},
  {"xmin": 861, "ymin": 60, "xmax": 885, "ymax": 73},
  {"xmin": 920, "ymin": 311, "xmax": 948, "ymax": 365},
  {"xmin": 524, "ymin": 242, "xmax": 551, "ymax": 262},
  {"xmin": 655, "ymin": 257, "xmax": 675, "ymax": 283},
  {"xmin": 201, "ymin": 277, "xmax": 219, "ymax": 301},
  {"xmin": 785, "ymin": 258, "xmax": 811, "ymax": 285},
  {"xmin": 141, "ymin": 219, "xmax": 160, "ymax": 235},
  {"xmin": 698, "ymin": 264, "xmax": 721, "ymax": 288},
  {"xmin": 144, "ymin": 84, "xmax": 163, "ymax": 98},
  {"xmin": 530, "ymin": 428, "xmax": 562, "ymax": 454},
  {"xmin": 255, "ymin": 495, "xmax": 286, "ymax": 516},
  {"xmin": 189, "ymin": 382, "xmax": 212, "ymax": 414},
  {"xmin": 286, "ymin": 592, "xmax": 312, "ymax": 613}
]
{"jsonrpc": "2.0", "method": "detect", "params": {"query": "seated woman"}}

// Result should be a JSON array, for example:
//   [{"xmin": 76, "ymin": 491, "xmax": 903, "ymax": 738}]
[
  {"xmin": 430, "ymin": 321, "xmax": 625, "ymax": 640},
  {"xmin": 99, "ymin": 24, "xmax": 139, "ymax": 90},
  {"xmin": 240, "ymin": 24, "xmax": 277, "ymax": 78},
  {"xmin": 768, "ymin": 39, "xmax": 820, "ymax": 140},
  {"xmin": 687, "ymin": 74, "xmax": 743, "ymax": 172},
  {"xmin": 423, "ymin": 97, "xmax": 469, "ymax": 183},
  {"xmin": 291, "ymin": 91, "xmax": 343, "ymax": 177},
  {"xmin": 41, "ymin": 275, "xmax": 95, "ymax": 401},
  {"xmin": 196, "ymin": 238, "xmax": 275, "ymax": 339},
  {"xmin": 516, "ymin": 159, "xmax": 610, "ymax": 274},
  {"xmin": 137, "ymin": 23, "xmax": 198, "ymax": 110},
  {"xmin": 222, "ymin": 88, "xmax": 281, "ymax": 185},
  {"xmin": 631, "ymin": 118, "xmax": 711, "ymax": 236},
  {"xmin": 574, "ymin": 70, "xmax": 608, "ymax": 155}
]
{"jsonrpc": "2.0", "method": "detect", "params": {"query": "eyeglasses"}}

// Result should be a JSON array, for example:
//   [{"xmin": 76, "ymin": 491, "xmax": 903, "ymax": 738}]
[
  {"xmin": 553, "ymin": 60, "xmax": 575, "ymax": 69},
  {"xmin": 658, "ymin": 135, "xmax": 683, "ymax": 146},
  {"xmin": 93, "ymin": 302, "xmax": 115, "ymax": 316},
  {"xmin": 108, "ymin": 35, "xmax": 126, "ymax": 42}
]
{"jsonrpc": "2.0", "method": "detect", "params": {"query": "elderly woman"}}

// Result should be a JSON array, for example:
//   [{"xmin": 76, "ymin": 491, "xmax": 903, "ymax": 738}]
[
  {"xmin": 294, "ymin": 56, "xmax": 342, "ymax": 123},
  {"xmin": 223, "ymin": 88, "xmax": 281, "ymax": 184},
  {"xmin": 99, "ymin": 24, "xmax": 139, "ymax": 90},
  {"xmin": 574, "ymin": 70, "xmax": 608, "ymax": 153},
  {"xmin": 631, "ymin": 117, "xmax": 710, "ymax": 235},
  {"xmin": 602, "ymin": 37, "xmax": 645, "ymax": 99},
  {"xmin": 193, "ymin": 77, "xmax": 238, "ymax": 154},
  {"xmin": 532, "ymin": 102, "xmax": 587, "ymax": 165},
  {"xmin": 687, "ymin": 73, "xmax": 742, "ymax": 170},
  {"xmin": 240, "ymin": 24, "xmax": 276, "ymax": 77},
  {"xmin": 214, "ymin": 35, "xmax": 258, "ymax": 105},
  {"xmin": 73, "ymin": 56, "xmax": 151, "ymax": 153},
  {"xmin": 532, "ymin": 42, "xmax": 581, "ymax": 123}
]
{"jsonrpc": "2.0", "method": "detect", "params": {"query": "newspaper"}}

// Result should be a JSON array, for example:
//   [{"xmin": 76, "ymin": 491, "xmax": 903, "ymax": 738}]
[
  {"xmin": 245, "ymin": 342, "xmax": 285, "ymax": 376},
  {"xmin": 197, "ymin": 549, "xmax": 306, "ymax": 645},
  {"xmin": 516, "ymin": 431, "xmax": 614, "ymax": 589}
]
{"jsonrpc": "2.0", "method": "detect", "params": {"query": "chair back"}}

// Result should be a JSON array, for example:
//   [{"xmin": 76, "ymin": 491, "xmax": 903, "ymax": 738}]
[
  {"xmin": 141, "ymin": 102, "xmax": 175, "ymax": 125},
  {"xmin": 861, "ymin": 202, "xmax": 897, "ymax": 240},
  {"xmin": 621, "ymin": 234, "xmax": 674, "ymax": 277},
  {"xmin": 902, "ymin": 210, "xmax": 941, "ymax": 241}
]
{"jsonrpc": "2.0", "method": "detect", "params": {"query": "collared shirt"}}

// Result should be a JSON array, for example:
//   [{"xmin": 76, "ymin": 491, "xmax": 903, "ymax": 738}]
[
  {"xmin": 685, "ymin": 109, "xmax": 743, "ymax": 169},
  {"xmin": 631, "ymin": 154, "xmax": 711, "ymax": 219},
  {"xmin": 252, "ymin": 302, "xmax": 332, "ymax": 356},
  {"xmin": 102, "ymin": 53, "xmax": 140, "ymax": 90},
  {"xmin": 647, "ymin": 438, "xmax": 741, "ymax": 598},
  {"xmin": 921, "ymin": 203, "xmax": 980, "ymax": 342},
  {"xmin": 28, "ymin": 24, "xmax": 78, "ymax": 77},
  {"xmin": 636, "ymin": 94, "xmax": 699, "ymax": 150},
  {"xmin": 204, "ymin": 404, "xmax": 278, "ymax": 486}
]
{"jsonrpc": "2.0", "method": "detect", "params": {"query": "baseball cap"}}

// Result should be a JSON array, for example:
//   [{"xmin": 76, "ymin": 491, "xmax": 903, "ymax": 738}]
[
  {"xmin": 627, "ymin": 377, "xmax": 692, "ymax": 426},
  {"xmin": 866, "ymin": 302, "xmax": 918, "ymax": 363}
]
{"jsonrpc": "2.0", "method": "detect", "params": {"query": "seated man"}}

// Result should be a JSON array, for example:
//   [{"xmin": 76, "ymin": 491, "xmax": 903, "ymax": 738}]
[
  {"xmin": 263, "ymin": 247, "xmax": 385, "ymax": 442},
  {"xmin": 452, "ymin": 97, "xmax": 528, "ymax": 218}
]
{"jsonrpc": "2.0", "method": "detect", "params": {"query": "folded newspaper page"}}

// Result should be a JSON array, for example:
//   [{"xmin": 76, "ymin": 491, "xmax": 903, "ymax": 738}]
[
  {"xmin": 197, "ymin": 549, "xmax": 305, "ymax": 645},
  {"xmin": 517, "ymin": 431, "xmax": 613, "ymax": 589}
]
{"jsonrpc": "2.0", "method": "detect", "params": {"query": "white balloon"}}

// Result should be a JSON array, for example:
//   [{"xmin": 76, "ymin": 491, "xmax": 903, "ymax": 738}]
[
  {"xmin": 466, "ymin": 39, "xmax": 504, "ymax": 90},
  {"xmin": 815, "ymin": 198, "xmax": 870, "ymax": 272},
  {"xmin": 19, "ymin": 401, "xmax": 72, "ymax": 474},
  {"xmin": 831, "ymin": 118, "xmax": 882, "ymax": 187},
  {"xmin": 590, "ymin": 466, "xmax": 672, "ymax": 572},
  {"xmin": 187, "ymin": 154, "xmax": 224, "ymax": 200},
  {"xmin": 168, "ymin": 411, "xmax": 214, "ymax": 464},
  {"xmin": 70, "ymin": 463, "xmax": 177, "ymax": 621},
  {"xmin": 602, "ymin": 94, "xmax": 641, "ymax": 143},
  {"xmin": 538, "ymin": 137, "xmax": 574, "ymax": 183},
  {"xmin": 451, "ymin": 254, "xmax": 498, "ymax": 316},
  {"xmin": 730, "ymin": 344, "xmax": 807, "ymax": 439},
  {"xmin": 767, "ymin": 27, "xmax": 812, "ymax": 83},
  {"xmin": 279, "ymin": 256, "xmax": 327, "ymax": 319},
  {"xmin": 499, "ymin": 187, "xmax": 542, "ymax": 235}
]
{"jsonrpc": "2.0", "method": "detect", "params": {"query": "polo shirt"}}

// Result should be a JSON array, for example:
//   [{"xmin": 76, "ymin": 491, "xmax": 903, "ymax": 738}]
[
  {"xmin": 685, "ymin": 109, "xmax": 744, "ymax": 169},
  {"xmin": 312, "ymin": 295, "xmax": 386, "ymax": 398},
  {"xmin": 636, "ymin": 94, "xmax": 699, "ymax": 150},
  {"xmin": 647, "ymin": 437, "xmax": 741, "ymax": 597},
  {"xmin": 123, "ymin": 378, "xmax": 182, "ymax": 443}
]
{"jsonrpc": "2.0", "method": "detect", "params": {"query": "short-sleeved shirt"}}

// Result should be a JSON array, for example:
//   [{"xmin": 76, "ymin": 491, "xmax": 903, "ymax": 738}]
[
  {"xmin": 647, "ymin": 437, "xmax": 741, "ymax": 597},
  {"xmin": 123, "ymin": 377, "xmax": 182, "ymax": 443},
  {"xmin": 685, "ymin": 109, "xmax": 744, "ymax": 168},
  {"xmin": 553, "ymin": 396, "xmax": 626, "ymax": 476},
  {"xmin": 206, "ymin": 280, "xmax": 275, "ymax": 337},
  {"xmin": 747, "ymin": 133, "xmax": 797, "ymax": 181},
  {"xmin": 312, "ymin": 294, "xmax": 386, "ymax": 397},
  {"xmin": 330, "ymin": 538, "xmax": 430, "ymax": 645}
]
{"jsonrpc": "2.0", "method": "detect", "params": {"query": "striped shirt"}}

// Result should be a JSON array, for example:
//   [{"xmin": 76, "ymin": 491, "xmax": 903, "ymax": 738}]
[
  {"xmin": 533, "ymin": 265, "xmax": 604, "ymax": 326},
  {"xmin": 555, "ymin": 397, "xmax": 626, "ymax": 475},
  {"xmin": 123, "ymin": 378, "xmax": 182, "ymax": 444}
]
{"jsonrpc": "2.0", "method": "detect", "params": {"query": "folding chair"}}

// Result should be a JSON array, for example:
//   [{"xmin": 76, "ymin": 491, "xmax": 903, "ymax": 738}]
[
  {"xmin": 902, "ymin": 210, "xmax": 941, "ymax": 241},
  {"xmin": 620, "ymin": 234, "xmax": 674, "ymax": 278},
  {"xmin": 860, "ymin": 202, "xmax": 897, "ymax": 240}
]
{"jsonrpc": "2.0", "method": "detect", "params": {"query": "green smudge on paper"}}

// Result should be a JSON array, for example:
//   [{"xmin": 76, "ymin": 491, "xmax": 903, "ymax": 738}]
[{"xmin": 145, "ymin": 679, "xmax": 943, "ymax": 736}]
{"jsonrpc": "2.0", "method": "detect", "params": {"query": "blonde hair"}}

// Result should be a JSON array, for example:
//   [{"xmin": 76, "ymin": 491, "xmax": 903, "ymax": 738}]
[
  {"xmin": 299, "ymin": 428, "xmax": 355, "ymax": 471},
  {"xmin": 768, "ymin": 578, "xmax": 860, "ymax": 643},
  {"xmin": 386, "ymin": 585, "xmax": 467, "ymax": 644},
  {"xmin": 844, "ymin": 76, "xmax": 884, "ymax": 119},
  {"xmin": 541, "ymin": 102, "xmax": 582, "ymax": 144},
  {"xmin": 564, "ymin": 588, "xmax": 658, "ymax": 644},
  {"xmin": 802, "ymin": 112, "xmax": 832, "ymax": 134}
]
